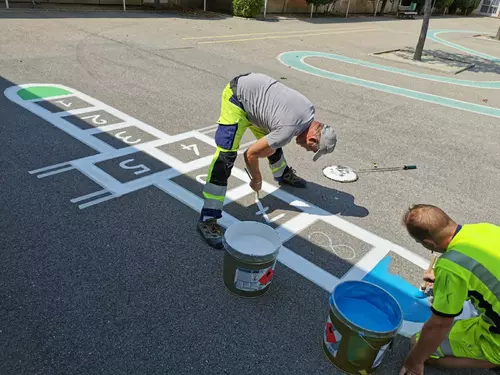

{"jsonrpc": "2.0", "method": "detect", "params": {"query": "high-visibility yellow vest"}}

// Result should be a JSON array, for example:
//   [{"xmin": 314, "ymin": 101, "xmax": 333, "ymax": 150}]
[{"xmin": 438, "ymin": 223, "xmax": 500, "ymax": 334}]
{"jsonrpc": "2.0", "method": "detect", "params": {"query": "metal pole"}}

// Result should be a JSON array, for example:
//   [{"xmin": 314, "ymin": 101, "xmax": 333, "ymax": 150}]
[
  {"xmin": 310, "ymin": 3, "xmax": 314, "ymax": 17},
  {"xmin": 204, "ymin": 0, "xmax": 207, "ymax": 10},
  {"xmin": 5, "ymin": 0, "xmax": 9, "ymax": 9},
  {"xmin": 122, "ymin": 0, "xmax": 126, "ymax": 11},
  {"xmin": 264, "ymin": 0, "xmax": 267, "ymax": 17},
  {"xmin": 345, "ymin": 0, "xmax": 351, "ymax": 16},
  {"xmin": 374, "ymin": 0, "xmax": 379, "ymax": 15}
]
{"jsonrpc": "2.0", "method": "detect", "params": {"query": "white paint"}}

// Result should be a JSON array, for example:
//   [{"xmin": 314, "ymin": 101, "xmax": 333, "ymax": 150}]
[
  {"xmin": 7, "ymin": 83, "xmax": 433, "ymax": 338},
  {"xmin": 255, "ymin": 194, "xmax": 271, "ymax": 223},
  {"xmin": 29, "ymin": 161, "xmax": 71, "ymax": 174},
  {"xmin": 115, "ymin": 131, "xmax": 142, "ymax": 145},
  {"xmin": 181, "ymin": 143, "xmax": 200, "ymax": 156},
  {"xmin": 81, "ymin": 114, "xmax": 110, "ymax": 126},
  {"xmin": 79, "ymin": 194, "xmax": 117, "ymax": 209},
  {"xmin": 340, "ymin": 246, "xmax": 391, "ymax": 282},
  {"xmin": 37, "ymin": 166, "xmax": 75, "ymax": 178},
  {"xmin": 70, "ymin": 189, "xmax": 109, "ymax": 203},
  {"xmin": 196, "ymin": 174, "xmax": 208, "ymax": 184},
  {"xmin": 308, "ymin": 231, "xmax": 357, "ymax": 260},
  {"xmin": 118, "ymin": 159, "xmax": 151, "ymax": 175},
  {"xmin": 230, "ymin": 235, "xmax": 277, "ymax": 256}
]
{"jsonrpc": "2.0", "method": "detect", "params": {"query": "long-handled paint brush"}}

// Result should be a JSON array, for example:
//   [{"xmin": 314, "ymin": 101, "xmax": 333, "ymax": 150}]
[
  {"xmin": 415, "ymin": 255, "xmax": 437, "ymax": 299},
  {"xmin": 244, "ymin": 168, "xmax": 271, "ymax": 224}
]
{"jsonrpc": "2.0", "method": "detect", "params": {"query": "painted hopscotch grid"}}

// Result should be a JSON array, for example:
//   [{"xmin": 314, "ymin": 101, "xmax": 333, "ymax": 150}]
[{"xmin": 5, "ymin": 83, "xmax": 431, "ymax": 338}]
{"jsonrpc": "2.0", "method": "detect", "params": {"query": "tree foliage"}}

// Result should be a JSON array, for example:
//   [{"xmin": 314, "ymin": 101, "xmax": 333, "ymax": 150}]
[{"xmin": 232, "ymin": 0, "xmax": 264, "ymax": 17}]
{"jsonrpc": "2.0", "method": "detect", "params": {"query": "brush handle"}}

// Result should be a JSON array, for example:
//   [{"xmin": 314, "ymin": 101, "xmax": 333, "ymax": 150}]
[
  {"xmin": 403, "ymin": 165, "xmax": 417, "ymax": 170},
  {"xmin": 421, "ymin": 255, "xmax": 437, "ymax": 290}
]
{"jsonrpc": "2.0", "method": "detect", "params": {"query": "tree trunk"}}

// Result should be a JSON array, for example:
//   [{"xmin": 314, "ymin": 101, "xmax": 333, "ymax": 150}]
[
  {"xmin": 413, "ymin": 0, "xmax": 432, "ymax": 61},
  {"xmin": 496, "ymin": 25, "xmax": 500, "ymax": 41},
  {"xmin": 378, "ymin": 0, "xmax": 388, "ymax": 15}
]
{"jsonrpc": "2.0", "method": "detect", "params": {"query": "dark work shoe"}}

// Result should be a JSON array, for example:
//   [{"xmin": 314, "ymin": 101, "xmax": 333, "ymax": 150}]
[
  {"xmin": 197, "ymin": 218, "xmax": 225, "ymax": 250},
  {"xmin": 278, "ymin": 166, "xmax": 307, "ymax": 188}
]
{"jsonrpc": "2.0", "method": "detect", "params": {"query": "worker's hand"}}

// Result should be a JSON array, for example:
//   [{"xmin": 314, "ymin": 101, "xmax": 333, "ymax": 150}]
[
  {"xmin": 398, "ymin": 362, "xmax": 424, "ymax": 375},
  {"xmin": 423, "ymin": 269, "xmax": 435, "ymax": 286},
  {"xmin": 249, "ymin": 179, "xmax": 262, "ymax": 193}
]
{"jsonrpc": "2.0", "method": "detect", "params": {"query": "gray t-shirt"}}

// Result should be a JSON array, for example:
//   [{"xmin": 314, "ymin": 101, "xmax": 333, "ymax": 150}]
[{"xmin": 236, "ymin": 73, "xmax": 315, "ymax": 149}]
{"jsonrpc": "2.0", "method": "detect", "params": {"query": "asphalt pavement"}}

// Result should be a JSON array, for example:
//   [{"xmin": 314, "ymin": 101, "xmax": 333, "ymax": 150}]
[{"xmin": 1, "ymin": 8, "xmax": 499, "ymax": 375}]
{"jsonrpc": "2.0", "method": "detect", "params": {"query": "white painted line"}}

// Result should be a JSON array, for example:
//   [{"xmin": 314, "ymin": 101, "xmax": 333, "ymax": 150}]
[
  {"xmin": 79, "ymin": 194, "xmax": 117, "ymax": 209},
  {"xmin": 390, "ymin": 244, "xmax": 430, "ymax": 270},
  {"xmin": 277, "ymin": 245, "xmax": 339, "ymax": 292},
  {"xmin": 54, "ymin": 105, "xmax": 105, "ymax": 117},
  {"xmin": 194, "ymin": 123, "xmax": 218, "ymax": 132},
  {"xmin": 84, "ymin": 122, "xmax": 131, "ymax": 134},
  {"xmin": 340, "ymin": 245, "xmax": 391, "ymax": 282},
  {"xmin": 29, "ymin": 161, "xmax": 71, "ymax": 174},
  {"xmin": 70, "ymin": 189, "xmax": 109, "ymax": 203},
  {"xmin": 31, "ymin": 94, "xmax": 75, "ymax": 102},
  {"xmin": 37, "ymin": 166, "xmax": 75, "ymax": 178},
  {"xmin": 275, "ymin": 213, "xmax": 318, "ymax": 243},
  {"xmin": 225, "ymin": 184, "xmax": 253, "ymax": 204}
]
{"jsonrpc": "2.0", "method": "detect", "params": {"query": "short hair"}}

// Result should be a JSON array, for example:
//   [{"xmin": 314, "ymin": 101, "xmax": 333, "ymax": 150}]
[{"xmin": 402, "ymin": 204, "xmax": 454, "ymax": 242}]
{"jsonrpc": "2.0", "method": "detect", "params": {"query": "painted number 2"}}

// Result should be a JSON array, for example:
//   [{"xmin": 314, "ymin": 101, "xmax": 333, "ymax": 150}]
[
  {"xmin": 118, "ymin": 159, "xmax": 151, "ymax": 175},
  {"xmin": 80, "ymin": 114, "xmax": 108, "ymax": 125},
  {"xmin": 181, "ymin": 144, "xmax": 200, "ymax": 156}
]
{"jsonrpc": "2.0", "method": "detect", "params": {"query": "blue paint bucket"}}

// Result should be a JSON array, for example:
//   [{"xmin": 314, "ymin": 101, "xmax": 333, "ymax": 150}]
[{"xmin": 322, "ymin": 280, "xmax": 403, "ymax": 374}]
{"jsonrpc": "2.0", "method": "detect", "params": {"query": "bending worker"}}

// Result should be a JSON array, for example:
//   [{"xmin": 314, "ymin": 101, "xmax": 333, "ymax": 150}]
[
  {"xmin": 399, "ymin": 204, "xmax": 500, "ymax": 375},
  {"xmin": 197, "ymin": 73, "xmax": 337, "ymax": 249}
]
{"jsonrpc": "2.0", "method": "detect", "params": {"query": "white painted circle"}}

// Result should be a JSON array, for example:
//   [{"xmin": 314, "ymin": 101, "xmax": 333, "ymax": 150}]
[
  {"xmin": 323, "ymin": 165, "xmax": 358, "ymax": 183},
  {"xmin": 224, "ymin": 221, "xmax": 281, "ymax": 258}
]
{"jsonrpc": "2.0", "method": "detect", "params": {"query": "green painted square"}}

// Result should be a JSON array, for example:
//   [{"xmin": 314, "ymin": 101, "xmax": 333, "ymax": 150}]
[{"xmin": 17, "ymin": 86, "xmax": 72, "ymax": 101}]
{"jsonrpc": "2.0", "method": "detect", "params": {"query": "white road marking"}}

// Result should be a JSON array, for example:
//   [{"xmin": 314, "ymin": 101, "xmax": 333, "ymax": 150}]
[{"xmin": 6, "ymin": 84, "xmax": 432, "ymax": 338}]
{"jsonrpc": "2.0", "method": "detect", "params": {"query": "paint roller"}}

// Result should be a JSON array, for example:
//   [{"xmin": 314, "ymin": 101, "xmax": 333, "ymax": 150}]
[{"xmin": 414, "ymin": 255, "xmax": 437, "ymax": 299}]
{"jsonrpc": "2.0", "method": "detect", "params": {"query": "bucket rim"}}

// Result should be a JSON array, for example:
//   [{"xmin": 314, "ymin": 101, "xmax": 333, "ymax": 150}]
[
  {"xmin": 330, "ymin": 280, "xmax": 404, "ymax": 335},
  {"xmin": 223, "ymin": 221, "xmax": 281, "ymax": 261}
]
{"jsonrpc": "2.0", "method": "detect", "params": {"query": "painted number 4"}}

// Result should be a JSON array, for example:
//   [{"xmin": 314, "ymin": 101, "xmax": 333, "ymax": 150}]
[
  {"xmin": 119, "ymin": 159, "xmax": 151, "ymax": 175},
  {"xmin": 181, "ymin": 143, "xmax": 200, "ymax": 156}
]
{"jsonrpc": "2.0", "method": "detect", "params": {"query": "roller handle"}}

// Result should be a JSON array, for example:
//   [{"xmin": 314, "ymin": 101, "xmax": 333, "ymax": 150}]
[{"xmin": 403, "ymin": 165, "xmax": 417, "ymax": 170}]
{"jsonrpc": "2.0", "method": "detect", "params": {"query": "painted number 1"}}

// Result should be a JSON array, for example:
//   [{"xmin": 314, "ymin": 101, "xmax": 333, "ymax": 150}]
[
  {"xmin": 119, "ymin": 159, "xmax": 151, "ymax": 175},
  {"xmin": 181, "ymin": 144, "xmax": 200, "ymax": 156},
  {"xmin": 55, "ymin": 99, "xmax": 72, "ymax": 108}
]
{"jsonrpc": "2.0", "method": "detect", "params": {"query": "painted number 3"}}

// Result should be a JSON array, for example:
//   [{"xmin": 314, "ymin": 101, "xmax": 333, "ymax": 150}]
[{"xmin": 119, "ymin": 159, "xmax": 151, "ymax": 175}]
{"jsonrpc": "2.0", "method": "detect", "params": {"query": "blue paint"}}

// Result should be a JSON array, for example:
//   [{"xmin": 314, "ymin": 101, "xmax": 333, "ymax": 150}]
[
  {"xmin": 336, "ymin": 298, "xmax": 395, "ymax": 332},
  {"xmin": 363, "ymin": 257, "xmax": 432, "ymax": 323},
  {"xmin": 281, "ymin": 50, "xmax": 500, "ymax": 89},
  {"xmin": 428, "ymin": 30, "xmax": 500, "ymax": 63},
  {"xmin": 278, "ymin": 51, "xmax": 500, "ymax": 119},
  {"xmin": 331, "ymin": 280, "xmax": 403, "ymax": 333},
  {"xmin": 277, "ymin": 29, "xmax": 500, "ymax": 120}
]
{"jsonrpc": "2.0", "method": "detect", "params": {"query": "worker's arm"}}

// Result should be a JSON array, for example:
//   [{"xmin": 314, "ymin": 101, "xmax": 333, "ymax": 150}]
[
  {"xmin": 244, "ymin": 137, "xmax": 276, "ymax": 190},
  {"xmin": 404, "ymin": 313, "xmax": 454, "ymax": 368},
  {"xmin": 404, "ymin": 267, "xmax": 468, "ymax": 369}
]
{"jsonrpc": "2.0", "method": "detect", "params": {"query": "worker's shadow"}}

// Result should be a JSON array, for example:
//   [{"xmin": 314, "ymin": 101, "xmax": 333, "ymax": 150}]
[{"xmin": 278, "ymin": 180, "xmax": 369, "ymax": 218}]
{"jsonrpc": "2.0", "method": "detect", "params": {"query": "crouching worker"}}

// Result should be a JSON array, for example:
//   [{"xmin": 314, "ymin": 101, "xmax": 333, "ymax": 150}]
[{"xmin": 399, "ymin": 204, "xmax": 500, "ymax": 375}]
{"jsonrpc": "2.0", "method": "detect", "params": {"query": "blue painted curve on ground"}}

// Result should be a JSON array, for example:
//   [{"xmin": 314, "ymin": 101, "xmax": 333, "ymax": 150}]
[
  {"xmin": 278, "ymin": 30, "xmax": 500, "ymax": 119},
  {"xmin": 363, "ymin": 257, "xmax": 432, "ymax": 323},
  {"xmin": 428, "ymin": 30, "xmax": 500, "ymax": 62}
]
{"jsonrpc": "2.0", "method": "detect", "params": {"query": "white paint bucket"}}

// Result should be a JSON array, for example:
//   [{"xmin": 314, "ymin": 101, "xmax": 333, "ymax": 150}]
[{"xmin": 222, "ymin": 221, "xmax": 281, "ymax": 297}]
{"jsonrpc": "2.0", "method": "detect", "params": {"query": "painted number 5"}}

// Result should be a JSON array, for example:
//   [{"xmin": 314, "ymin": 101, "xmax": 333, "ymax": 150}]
[{"xmin": 119, "ymin": 159, "xmax": 151, "ymax": 175}]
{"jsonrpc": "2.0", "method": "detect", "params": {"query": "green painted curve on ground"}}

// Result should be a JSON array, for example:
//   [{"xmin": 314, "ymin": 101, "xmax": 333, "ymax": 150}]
[
  {"xmin": 278, "ymin": 30, "xmax": 500, "ymax": 119},
  {"xmin": 17, "ymin": 86, "xmax": 72, "ymax": 100}
]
